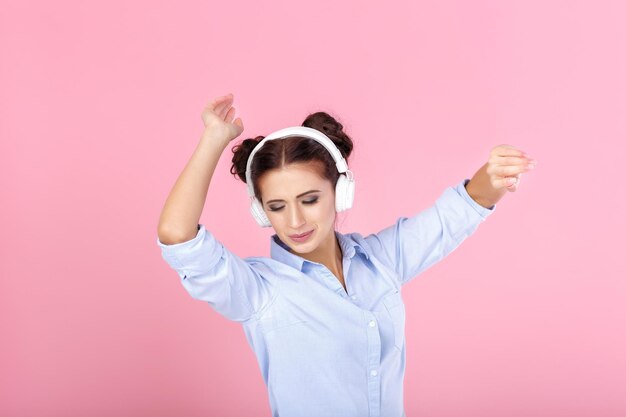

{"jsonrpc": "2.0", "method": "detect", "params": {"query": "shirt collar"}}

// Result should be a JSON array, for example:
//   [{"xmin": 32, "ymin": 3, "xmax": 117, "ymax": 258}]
[{"xmin": 270, "ymin": 230, "xmax": 369, "ymax": 271}]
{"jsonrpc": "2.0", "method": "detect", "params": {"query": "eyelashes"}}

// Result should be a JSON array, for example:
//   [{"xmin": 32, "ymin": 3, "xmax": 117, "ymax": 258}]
[{"xmin": 268, "ymin": 197, "xmax": 319, "ymax": 212}]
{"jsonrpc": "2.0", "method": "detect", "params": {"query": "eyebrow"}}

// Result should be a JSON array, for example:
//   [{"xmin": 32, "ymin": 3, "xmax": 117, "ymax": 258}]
[{"xmin": 265, "ymin": 190, "xmax": 321, "ymax": 205}]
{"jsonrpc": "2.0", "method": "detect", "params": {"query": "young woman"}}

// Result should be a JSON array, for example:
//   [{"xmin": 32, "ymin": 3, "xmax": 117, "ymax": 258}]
[{"xmin": 156, "ymin": 93, "xmax": 537, "ymax": 417}]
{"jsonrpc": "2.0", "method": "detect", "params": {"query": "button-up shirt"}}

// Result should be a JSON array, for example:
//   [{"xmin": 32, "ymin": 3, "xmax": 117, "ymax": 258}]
[{"xmin": 157, "ymin": 178, "xmax": 495, "ymax": 417}]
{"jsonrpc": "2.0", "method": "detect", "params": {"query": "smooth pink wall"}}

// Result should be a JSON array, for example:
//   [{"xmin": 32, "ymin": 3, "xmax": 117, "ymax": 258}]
[{"xmin": 2, "ymin": 0, "xmax": 625, "ymax": 416}]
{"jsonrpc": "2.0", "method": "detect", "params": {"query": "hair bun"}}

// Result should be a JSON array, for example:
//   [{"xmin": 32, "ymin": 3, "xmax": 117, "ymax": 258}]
[
  {"xmin": 302, "ymin": 111, "xmax": 353, "ymax": 159},
  {"xmin": 230, "ymin": 135, "xmax": 264, "ymax": 182}
]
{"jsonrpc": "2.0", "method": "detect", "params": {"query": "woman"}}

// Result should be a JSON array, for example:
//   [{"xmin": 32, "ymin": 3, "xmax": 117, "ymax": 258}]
[{"xmin": 156, "ymin": 93, "xmax": 537, "ymax": 417}]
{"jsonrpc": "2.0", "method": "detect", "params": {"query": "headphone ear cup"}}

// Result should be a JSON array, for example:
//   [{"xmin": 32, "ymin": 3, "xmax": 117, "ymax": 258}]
[
  {"xmin": 335, "ymin": 174, "xmax": 355, "ymax": 212},
  {"xmin": 345, "ymin": 176, "xmax": 355, "ymax": 210},
  {"xmin": 250, "ymin": 198, "xmax": 271, "ymax": 227}
]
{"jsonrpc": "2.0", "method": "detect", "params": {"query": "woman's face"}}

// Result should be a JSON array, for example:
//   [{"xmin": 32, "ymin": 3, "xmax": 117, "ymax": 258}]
[{"xmin": 258, "ymin": 162, "xmax": 337, "ymax": 255}]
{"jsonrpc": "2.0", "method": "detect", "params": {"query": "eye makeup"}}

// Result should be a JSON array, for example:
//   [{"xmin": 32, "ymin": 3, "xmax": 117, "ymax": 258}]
[{"xmin": 268, "ymin": 196, "xmax": 319, "ymax": 212}]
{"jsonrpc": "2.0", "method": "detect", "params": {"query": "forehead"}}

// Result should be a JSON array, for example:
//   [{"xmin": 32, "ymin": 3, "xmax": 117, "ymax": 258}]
[{"xmin": 258, "ymin": 163, "xmax": 331, "ymax": 198}]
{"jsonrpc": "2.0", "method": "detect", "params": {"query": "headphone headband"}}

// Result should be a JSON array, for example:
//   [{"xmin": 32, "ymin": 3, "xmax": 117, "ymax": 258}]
[{"xmin": 244, "ymin": 126, "xmax": 349, "ymax": 198}]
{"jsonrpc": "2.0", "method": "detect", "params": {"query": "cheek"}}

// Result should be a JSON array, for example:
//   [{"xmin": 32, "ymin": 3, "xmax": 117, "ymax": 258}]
[
  {"xmin": 320, "ymin": 200, "xmax": 337, "ymax": 220},
  {"xmin": 269, "ymin": 213, "xmax": 285, "ymax": 227}
]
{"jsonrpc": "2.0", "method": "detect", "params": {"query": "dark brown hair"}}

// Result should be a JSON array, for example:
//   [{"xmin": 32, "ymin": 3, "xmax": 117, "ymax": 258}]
[{"xmin": 230, "ymin": 111, "xmax": 354, "ymax": 204}]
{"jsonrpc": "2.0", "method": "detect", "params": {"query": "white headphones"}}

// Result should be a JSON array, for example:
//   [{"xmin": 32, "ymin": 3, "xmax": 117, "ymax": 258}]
[{"xmin": 245, "ymin": 126, "xmax": 355, "ymax": 228}]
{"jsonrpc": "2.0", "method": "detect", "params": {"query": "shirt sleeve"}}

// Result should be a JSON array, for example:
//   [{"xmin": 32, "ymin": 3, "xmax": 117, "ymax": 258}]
[
  {"xmin": 364, "ymin": 178, "xmax": 496, "ymax": 286},
  {"xmin": 156, "ymin": 224, "xmax": 274, "ymax": 322}
]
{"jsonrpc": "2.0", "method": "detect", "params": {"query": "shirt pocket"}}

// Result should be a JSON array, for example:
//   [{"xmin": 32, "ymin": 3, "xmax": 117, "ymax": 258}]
[{"xmin": 383, "ymin": 290, "xmax": 406, "ymax": 351}]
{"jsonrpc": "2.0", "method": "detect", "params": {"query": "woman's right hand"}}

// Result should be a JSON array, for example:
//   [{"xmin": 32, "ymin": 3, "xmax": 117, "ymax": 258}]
[{"xmin": 200, "ymin": 93, "xmax": 244, "ymax": 145}]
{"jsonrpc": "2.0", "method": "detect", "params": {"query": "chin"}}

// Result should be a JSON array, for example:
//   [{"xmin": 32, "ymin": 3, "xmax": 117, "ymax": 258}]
[
  {"xmin": 291, "ymin": 244, "xmax": 316, "ymax": 254},
  {"xmin": 286, "ymin": 238, "xmax": 316, "ymax": 252}
]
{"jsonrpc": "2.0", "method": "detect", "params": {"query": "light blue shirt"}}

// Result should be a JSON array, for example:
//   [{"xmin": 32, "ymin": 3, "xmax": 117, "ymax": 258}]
[{"xmin": 157, "ymin": 178, "xmax": 495, "ymax": 417}]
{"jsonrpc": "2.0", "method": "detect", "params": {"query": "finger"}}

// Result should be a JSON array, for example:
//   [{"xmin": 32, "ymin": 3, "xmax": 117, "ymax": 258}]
[
  {"xmin": 214, "ymin": 94, "xmax": 234, "ymax": 117},
  {"xmin": 491, "ymin": 144, "xmax": 525, "ymax": 158},
  {"xmin": 206, "ymin": 93, "xmax": 231, "ymax": 109},
  {"xmin": 490, "ymin": 155, "xmax": 528, "ymax": 166},
  {"xmin": 490, "ymin": 154, "xmax": 538, "ymax": 167},
  {"xmin": 508, "ymin": 174, "xmax": 522, "ymax": 191},
  {"xmin": 493, "ymin": 164, "xmax": 534, "ymax": 176},
  {"xmin": 225, "ymin": 107, "xmax": 236, "ymax": 123},
  {"xmin": 494, "ymin": 176, "xmax": 519, "ymax": 189},
  {"xmin": 505, "ymin": 172, "xmax": 523, "ymax": 192},
  {"xmin": 215, "ymin": 101, "xmax": 232, "ymax": 119}
]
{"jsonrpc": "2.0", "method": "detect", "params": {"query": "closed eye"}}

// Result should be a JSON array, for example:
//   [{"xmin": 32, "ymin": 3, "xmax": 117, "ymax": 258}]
[{"xmin": 268, "ymin": 197, "xmax": 319, "ymax": 212}]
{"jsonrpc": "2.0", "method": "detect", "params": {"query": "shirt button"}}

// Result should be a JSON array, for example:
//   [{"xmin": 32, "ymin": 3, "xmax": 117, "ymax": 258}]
[
  {"xmin": 351, "ymin": 295, "xmax": 357, "ymax": 300},
  {"xmin": 368, "ymin": 320, "xmax": 376, "ymax": 327},
  {"xmin": 370, "ymin": 370, "xmax": 378, "ymax": 377}
]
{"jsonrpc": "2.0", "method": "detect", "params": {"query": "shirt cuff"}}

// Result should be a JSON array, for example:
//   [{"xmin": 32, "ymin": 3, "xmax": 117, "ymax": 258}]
[
  {"xmin": 156, "ymin": 224, "xmax": 223, "ymax": 274},
  {"xmin": 157, "ymin": 223, "xmax": 203, "ymax": 248},
  {"xmin": 455, "ymin": 178, "xmax": 496, "ymax": 220}
]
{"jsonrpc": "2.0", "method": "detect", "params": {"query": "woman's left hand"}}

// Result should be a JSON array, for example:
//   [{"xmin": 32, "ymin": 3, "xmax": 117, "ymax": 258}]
[{"xmin": 486, "ymin": 145, "xmax": 537, "ymax": 192}]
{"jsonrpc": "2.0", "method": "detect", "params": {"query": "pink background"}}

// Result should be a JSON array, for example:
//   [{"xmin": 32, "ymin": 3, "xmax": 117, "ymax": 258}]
[{"xmin": 2, "ymin": 0, "xmax": 625, "ymax": 416}]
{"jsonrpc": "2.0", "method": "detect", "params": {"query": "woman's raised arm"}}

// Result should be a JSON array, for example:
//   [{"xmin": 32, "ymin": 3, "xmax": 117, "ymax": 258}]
[{"xmin": 157, "ymin": 93, "xmax": 243, "ymax": 244}]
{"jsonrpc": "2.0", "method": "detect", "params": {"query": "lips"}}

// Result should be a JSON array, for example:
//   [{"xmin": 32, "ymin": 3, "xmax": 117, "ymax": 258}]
[{"xmin": 290, "ymin": 230, "xmax": 313, "ymax": 238}]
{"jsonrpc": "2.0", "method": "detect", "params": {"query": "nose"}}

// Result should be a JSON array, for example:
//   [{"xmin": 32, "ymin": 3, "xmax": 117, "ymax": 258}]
[{"xmin": 288, "ymin": 204, "xmax": 305, "ymax": 229}]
